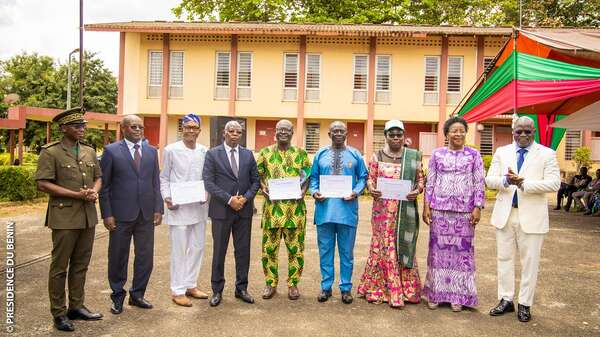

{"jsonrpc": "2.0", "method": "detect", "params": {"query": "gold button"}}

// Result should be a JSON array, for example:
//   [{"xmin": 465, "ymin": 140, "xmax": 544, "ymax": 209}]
[
  {"xmin": 79, "ymin": 161, "xmax": 83, "ymax": 165},
  {"xmin": 67, "ymin": 165, "xmax": 71, "ymax": 168},
  {"xmin": 58, "ymin": 203, "xmax": 64, "ymax": 209},
  {"xmin": 83, "ymin": 185, "xmax": 88, "ymax": 188},
  {"xmin": 82, "ymin": 173, "xmax": 86, "ymax": 176}
]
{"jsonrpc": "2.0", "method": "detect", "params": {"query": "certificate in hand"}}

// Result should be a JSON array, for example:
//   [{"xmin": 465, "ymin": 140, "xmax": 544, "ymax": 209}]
[
  {"xmin": 268, "ymin": 177, "xmax": 302, "ymax": 201},
  {"xmin": 377, "ymin": 177, "xmax": 412, "ymax": 201},
  {"xmin": 170, "ymin": 180, "xmax": 206, "ymax": 205},
  {"xmin": 320, "ymin": 175, "xmax": 353, "ymax": 198}
]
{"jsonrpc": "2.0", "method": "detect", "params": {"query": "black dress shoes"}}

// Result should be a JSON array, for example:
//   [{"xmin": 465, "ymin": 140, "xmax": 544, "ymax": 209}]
[
  {"xmin": 128, "ymin": 297, "xmax": 153, "ymax": 309},
  {"xmin": 67, "ymin": 306, "xmax": 103, "ymax": 321},
  {"xmin": 209, "ymin": 292, "xmax": 222, "ymax": 307},
  {"xmin": 489, "ymin": 299, "xmax": 515, "ymax": 316},
  {"xmin": 518, "ymin": 304, "xmax": 532, "ymax": 322},
  {"xmin": 110, "ymin": 300, "xmax": 123, "ymax": 315},
  {"xmin": 341, "ymin": 291, "xmax": 353, "ymax": 304},
  {"xmin": 53, "ymin": 315, "xmax": 75, "ymax": 332},
  {"xmin": 317, "ymin": 289, "xmax": 332, "ymax": 302},
  {"xmin": 235, "ymin": 289, "xmax": 255, "ymax": 304}
]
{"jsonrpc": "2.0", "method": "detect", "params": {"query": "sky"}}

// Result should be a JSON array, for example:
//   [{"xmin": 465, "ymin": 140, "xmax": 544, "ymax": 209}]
[{"xmin": 0, "ymin": 0, "xmax": 180, "ymax": 75}]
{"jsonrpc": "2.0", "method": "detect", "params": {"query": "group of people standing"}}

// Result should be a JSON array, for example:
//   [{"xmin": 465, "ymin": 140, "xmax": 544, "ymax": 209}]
[{"xmin": 36, "ymin": 107, "xmax": 561, "ymax": 332}]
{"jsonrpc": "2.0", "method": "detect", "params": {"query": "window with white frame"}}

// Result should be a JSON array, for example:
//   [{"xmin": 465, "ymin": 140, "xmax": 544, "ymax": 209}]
[
  {"xmin": 483, "ymin": 56, "xmax": 495, "ymax": 73},
  {"xmin": 215, "ymin": 52, "xmax": 230, "ymax": 99},
  {"xmin": 237, "ymin": 52, "xmax": 252, "ymax": 100},
  {"xmin": 376, "ymin": 55, "xmax": 391, "ymax": 103},
  {"xmin": 283, "ymin": 53, "xmax": 298, "ymax": 101},
  {"xmin": 169, "ymin": 51, "xmax": 184, "ymax": 98},
  {"xmin": 353, "ymin": 54, "xmax": 368, "ymax": 103},
  {"xmin": 447, "ymin": 56, "xmax": 463, "ymax": 105},
  {"xmin": 305, "ymin": 54, "xmax": 321, "ymax": 101},
  {"xmin": 423, "ymin": 56, "xmax": 440, "ymax": 105},
  {"xmin": 305, "ymin": 123, "xmax": 320, "ymax": 153},
  {"xmin": 565, "ymin": 130, "xmax": 582, "ymax": 160},
  {"xmin": 148, "ymin": 51, "xmax": 163, "ymax": 98}
]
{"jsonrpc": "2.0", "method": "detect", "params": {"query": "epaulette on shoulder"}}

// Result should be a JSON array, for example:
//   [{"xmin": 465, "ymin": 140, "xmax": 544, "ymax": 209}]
[
  {"xmin": 41, "ymin": 141, "xmax": 61, "ymax": 149},
  {"xmin": 79, "ymin": 141, "xmax": 94, "ymax": 149}
]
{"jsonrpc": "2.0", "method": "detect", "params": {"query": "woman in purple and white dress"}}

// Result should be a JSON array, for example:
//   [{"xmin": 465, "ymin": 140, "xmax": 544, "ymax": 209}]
[{"xmin": 422, "ymin": 117, "xmax": 485, "ymax": 312}]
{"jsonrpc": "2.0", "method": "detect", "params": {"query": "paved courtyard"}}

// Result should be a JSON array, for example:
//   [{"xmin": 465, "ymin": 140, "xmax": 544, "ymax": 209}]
[{"xmin": 1, "ymin": 197, "xmax": 599, "ymax": 336}]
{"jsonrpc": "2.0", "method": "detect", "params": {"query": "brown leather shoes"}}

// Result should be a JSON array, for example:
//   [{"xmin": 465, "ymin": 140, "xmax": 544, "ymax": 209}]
[
  {"xmin": 288, "ymin": 286, "xmax": 300, "ymax": 300},
  {"xmin": 185, "ymin": 288, "xmax": 209, "ymax": 299},
  {"xmin": 262, "ymin": 286, "xmax": 277, "ymax": 299},
  {"xmin": 172, "ymin": 295, "xmax": 192, "ymax": 307}
]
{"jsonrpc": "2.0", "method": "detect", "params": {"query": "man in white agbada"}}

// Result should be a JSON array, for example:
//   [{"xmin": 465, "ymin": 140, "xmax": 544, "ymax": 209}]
[{"xmin": 160, "ymin": 114, "xmax": 209, "ymax": 307}]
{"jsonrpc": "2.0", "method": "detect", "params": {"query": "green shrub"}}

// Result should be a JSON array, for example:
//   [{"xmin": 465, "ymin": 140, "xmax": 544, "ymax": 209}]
[
  {"xmin": 482, "ymin": 155, "xmax": 493, "ymax": 172},
  {"xmin": 0, "ymin": 152, "xmax": 39, "ymax": 166},
  {"xmin": 0, "ymin": 165, "xmax": 43, "ymax": 201},
  {"xmin": 573, "ymin": 147, "xmax": 592, "ymax": 170}
]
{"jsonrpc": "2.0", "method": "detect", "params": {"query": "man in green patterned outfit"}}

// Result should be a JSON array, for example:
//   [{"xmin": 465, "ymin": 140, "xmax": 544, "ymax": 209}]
[{"xmin": 257, "ymin": 119, "xmax": 311, "ymax": 300}]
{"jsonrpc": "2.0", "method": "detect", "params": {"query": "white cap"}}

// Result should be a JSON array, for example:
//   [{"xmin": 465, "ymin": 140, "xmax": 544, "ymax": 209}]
[{"xmin": 384, "ymin": 120, "xmax": 404, "ymax": 131}]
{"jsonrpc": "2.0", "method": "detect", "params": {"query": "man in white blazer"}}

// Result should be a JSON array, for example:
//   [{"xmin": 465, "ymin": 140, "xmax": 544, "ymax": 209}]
[{"xmin": 485, "ymin": 116, "xmax": 560, "ymax": 322}]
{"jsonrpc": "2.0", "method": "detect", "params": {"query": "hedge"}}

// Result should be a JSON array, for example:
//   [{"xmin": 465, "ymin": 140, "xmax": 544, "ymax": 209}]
[
  {"xmin": 0, "ymin": 165, "xmax": 44, "ymax": 201},
  {"xmin": 0, "ymin": 152, "xmax": 39, "ymax": 166}
]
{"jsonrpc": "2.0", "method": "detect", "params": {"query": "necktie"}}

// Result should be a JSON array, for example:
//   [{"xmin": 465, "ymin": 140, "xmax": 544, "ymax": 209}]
[
  {"xmin": 230, "ymin": 148, "xmax": 238, "ymax": 178},
  {"xmin": 133, "ymin": 144, "xmax": 141, "ymax": 171},
  {"xmin": 512, "ymin": 148, "xmax": 527, "ymax": 207}
]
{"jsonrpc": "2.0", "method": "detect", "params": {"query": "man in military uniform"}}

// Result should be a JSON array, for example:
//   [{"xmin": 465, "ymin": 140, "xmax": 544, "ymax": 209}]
[{"xmin": 36, "ymin": 107, "xmax": 103, "ymax": 332}]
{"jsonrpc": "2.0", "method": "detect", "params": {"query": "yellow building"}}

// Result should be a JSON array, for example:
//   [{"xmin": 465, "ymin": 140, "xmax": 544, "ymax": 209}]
[{"xmin": 86, "ymin": 22, "xmax": 598, "ymax": 171}]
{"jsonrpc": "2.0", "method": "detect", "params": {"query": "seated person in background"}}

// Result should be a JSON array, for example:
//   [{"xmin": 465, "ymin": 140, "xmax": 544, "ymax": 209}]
[
  {"xmin": 555, "ymin": 167, "xmax": 591, "ymax": 211},
  {"xmin": 572, "ymin": 169, "xmax": 600, "ymax": 215}
]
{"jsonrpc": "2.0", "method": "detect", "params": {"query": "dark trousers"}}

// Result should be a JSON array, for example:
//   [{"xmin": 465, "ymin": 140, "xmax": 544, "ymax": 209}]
[
  {"xmin": 557, "ymin": 183, "xmax": 577, "ymax": 209},
  {"xmin": 211, "ymin": 215, "xmax": 252, "ymax": 294},
  {"xmin": 49, "ymin": 226, "xmax": 95, "ymax": 317},
  {"xmin": 108, "ymin": 212, "xmax": 154, "ymax": 302}
]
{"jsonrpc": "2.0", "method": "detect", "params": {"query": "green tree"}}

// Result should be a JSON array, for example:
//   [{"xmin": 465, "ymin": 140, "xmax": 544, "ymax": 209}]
[
  {"xmin": 172, "ymin": 0, "xmax": 599, "ymax": 27},
  {"xmin": 0, "ymin": 52, "xmax": 117, "ymax": 152}
]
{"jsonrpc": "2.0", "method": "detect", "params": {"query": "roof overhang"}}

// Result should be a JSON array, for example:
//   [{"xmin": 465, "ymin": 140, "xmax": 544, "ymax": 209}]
[{"xmin": 85, "ymin": 21, "xmax": 514, "ymax": 37}]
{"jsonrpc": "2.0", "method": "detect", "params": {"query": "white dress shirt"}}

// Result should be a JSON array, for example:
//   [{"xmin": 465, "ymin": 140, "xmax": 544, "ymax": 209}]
[
  {"xmin": 124, "ymin": 138, "xmax": 142, "ymax": 159},
  {"xmin": 223, "ymin": 142, "xmax": 240, "ymax": 172}
]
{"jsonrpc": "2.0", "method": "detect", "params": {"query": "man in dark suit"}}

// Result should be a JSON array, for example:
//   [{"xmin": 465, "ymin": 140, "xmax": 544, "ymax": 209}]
[
  {"xmin": 203, "ymin": 120, "xmax": 260, "ymax": 306},
  {"xmin": 99, "ymin": 114, "xmax": 164, "ymax": 314}
]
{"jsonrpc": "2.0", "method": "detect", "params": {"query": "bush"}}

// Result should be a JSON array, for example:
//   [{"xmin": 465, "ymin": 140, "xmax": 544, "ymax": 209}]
[
  {"xmin": 0, "ymin": 152, "xmax": 39, "ymax": 166},
  {"xmin": 573, "ymin": 147, "xmax": 592, "ymax": 171},
  {"xmin": 0, "ymin": 165, "xmax": 43, "ymax": 201},
  {"xmin": 482, "ymin": 155, "xmax": 493, "ymax": 172}
]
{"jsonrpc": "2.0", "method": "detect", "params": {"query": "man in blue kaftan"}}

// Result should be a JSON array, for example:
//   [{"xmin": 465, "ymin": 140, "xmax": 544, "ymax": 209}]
[{"xmin": 309, "ymin": 121, "xmax": 368, "ymax": 304}]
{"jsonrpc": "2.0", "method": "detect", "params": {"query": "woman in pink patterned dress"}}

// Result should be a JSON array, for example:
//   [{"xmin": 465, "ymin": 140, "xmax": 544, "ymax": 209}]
[
  {"xmin": 357, "ymin": 120, "xmax": 424, "ymax": 308},
  {"xmin": 423, "ymin": 117, "xmax": 485, "ymax": 312}
]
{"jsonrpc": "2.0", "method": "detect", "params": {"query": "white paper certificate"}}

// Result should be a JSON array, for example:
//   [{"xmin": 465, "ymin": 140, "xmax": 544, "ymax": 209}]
[
  {"xmin": 170, "ymin": 180, "xmax": 206, "ymax": 205},
  {"xmin": 268, "ymin": 177, "xmax": 302, "ymax": 201},
  {"xmin": 320, "ymin": 175, "xmax": 353, "ymax": 198},
  {"xmin": 377, "ymin": 177, "xmax": 412, "ymax": 201}
]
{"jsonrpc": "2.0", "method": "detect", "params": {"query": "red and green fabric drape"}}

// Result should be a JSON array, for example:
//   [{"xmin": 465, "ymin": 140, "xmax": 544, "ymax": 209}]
[
  {"xmin": 457, "ymin": 40, "xmax": 600, "ymax": 149},
  {"xmin": 458, "ymin": 51, "xmax": 600, "ymax": 122}
]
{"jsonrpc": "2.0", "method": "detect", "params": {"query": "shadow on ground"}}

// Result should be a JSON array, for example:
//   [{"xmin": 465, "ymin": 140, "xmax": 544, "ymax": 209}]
[{"xmin": 1, "ymin": 197, "xmax": 599, "ymax": 336}]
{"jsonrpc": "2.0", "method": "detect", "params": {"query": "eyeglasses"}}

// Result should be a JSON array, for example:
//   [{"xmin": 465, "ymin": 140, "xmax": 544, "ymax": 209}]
[
  {"xmin": 68, "ymin": 123, "xmax": 86, "ymax": 130},
  {"xmin": 183, "ymin": 126, "xmax": 200, "ymax": 131},
  {"xmin": 514, "ymin": 129, "xmax": 533, "ymax": 135},
  {"xmin": 387, "ymin": 133, "xmax": 404, "ymax": 139},
  {"xmin": 129, "ymin": 125, "xmax": 144, "ymax": 131}
]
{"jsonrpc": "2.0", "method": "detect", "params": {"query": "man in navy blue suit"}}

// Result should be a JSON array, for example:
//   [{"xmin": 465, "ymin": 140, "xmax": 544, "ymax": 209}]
[
  {"xmin": 203, "ymin": 120, "xmax": 260, "ymax": 306},
  {"xmin": 99, "ymin": 115, "xmax": 164, "ymax": 314}
]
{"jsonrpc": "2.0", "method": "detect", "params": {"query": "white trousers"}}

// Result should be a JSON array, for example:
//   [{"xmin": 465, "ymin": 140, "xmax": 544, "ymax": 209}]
[
  {"xmin": 496, "ymin": 208, "xmax": 545, "ymax": 306},
  {"xmin": 169, "ymin": 222, "xmax": 206, "ymax": 295}
]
